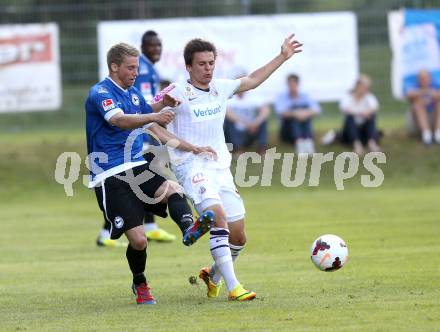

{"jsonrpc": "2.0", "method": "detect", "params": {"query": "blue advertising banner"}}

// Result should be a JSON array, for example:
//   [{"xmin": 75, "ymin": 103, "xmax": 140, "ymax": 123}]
[{"xmin": 402, "ymin": 9, "xmax": 440, "ymax": 94}]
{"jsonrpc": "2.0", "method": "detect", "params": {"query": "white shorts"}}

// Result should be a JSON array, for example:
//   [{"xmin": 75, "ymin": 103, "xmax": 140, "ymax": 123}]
[{"xmin": 173, "ymin": 161, "xmax": 245, "ymax": 223}]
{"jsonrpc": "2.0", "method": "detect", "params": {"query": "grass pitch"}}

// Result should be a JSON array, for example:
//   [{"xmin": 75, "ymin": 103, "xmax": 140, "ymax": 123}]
[
  {"xmin": 1, "ymin": 185, "xmax": 439, "ymax": 331},
  {"xmin": 1, "ymin": 128, "xmax": 440, "ymax": 331}
]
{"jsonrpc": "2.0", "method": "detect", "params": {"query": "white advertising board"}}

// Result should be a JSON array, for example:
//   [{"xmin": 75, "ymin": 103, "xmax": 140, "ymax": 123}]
[
  {"xmin": 0, "ymin": 23, "xmax": 61, "ymax": 113},
  {"xmin": 388, "ymin": 10, "xmax": 404, "ymax": 99},
  {"xmin": 98, "ymin": 13, "xmax": 358, "ymax": 103}
]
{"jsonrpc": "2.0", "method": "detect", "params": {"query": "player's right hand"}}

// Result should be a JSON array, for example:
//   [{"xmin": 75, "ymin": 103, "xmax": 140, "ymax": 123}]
[
  {"xmin": 154, "ymin": 110, "xmax": 175, "ymax": 126},
  {"xmin": 161, "ymin": 94, "xmax": 181, "ymax": 108},
  {"xmin": 193, "ymin": 146, "xmax": 218, "ymax": 160}
]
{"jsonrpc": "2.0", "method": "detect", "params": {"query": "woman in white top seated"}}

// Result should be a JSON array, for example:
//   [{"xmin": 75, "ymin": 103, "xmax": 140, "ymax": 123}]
[{"xmin": 339, "ymin": 74, "xmax": 381, "ymax": 155}]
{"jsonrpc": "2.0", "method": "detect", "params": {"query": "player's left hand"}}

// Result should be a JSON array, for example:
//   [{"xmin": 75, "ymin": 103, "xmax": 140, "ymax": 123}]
[
  {"xmin": 161, "ymin": 94, "xmax": 181, "ymax": 108},
  {"xmin": 193, "ymin": 146, "xmax": 218, "ymax": 160},
  {"xmin": 281, "ymin": 34, "xmax": 303, "ymax": 60}
]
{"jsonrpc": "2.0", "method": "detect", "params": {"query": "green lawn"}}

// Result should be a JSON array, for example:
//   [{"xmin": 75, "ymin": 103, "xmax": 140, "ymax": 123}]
[
  {"xmin": 1, "ymin": 184, "xmax": 439, "ymax": 331},
  {"xmin": 1, "ymin": 125, "xmax": 440, "ymax": 331}
]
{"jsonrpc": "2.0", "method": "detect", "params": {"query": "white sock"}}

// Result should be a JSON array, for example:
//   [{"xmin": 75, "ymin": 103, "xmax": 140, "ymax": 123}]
[
  {"xmin": 144, "ymin": 223, "xmax": 158, "ymax": 232},
  {"xmin": 211, "ymin": 243, "xmax": 245, "ymax": 285},
  {"xmin": 209, "ymin": 228, "xmax": 239, "ymax": 291},
  {"xmin": 99, "ymin": 229, "xmax": 110, "ymax": 239},
  {"xmin": 434, "ymin": 130, "xmax": 440, "ymax": 143},
  {"xmin": 296, "ymin": 139, "xmax": 305, "ymax": 154},
  {"xmin": 422, "ymin": 130, "xmax": 432, "ymax": 145},
  {"xmin": 306, "ymin": 138, "xmax": 315, "ymax": 153},
  {"xmin": 229, "ymin": 243, "xmax": 245, "ymax": 261}
]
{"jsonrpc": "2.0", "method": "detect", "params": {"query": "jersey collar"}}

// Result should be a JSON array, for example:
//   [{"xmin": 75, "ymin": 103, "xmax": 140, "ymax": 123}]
[
  {"xmin": 141, "ymin": 54, "xmax": 154, "ymax": 66},
  {"xmin": 187, "ymin": 79, "xmax": 210, "ymax": 92},
  {"xmin": 106, "ymin": 77, "xmax": 128, "ymax": 93}
]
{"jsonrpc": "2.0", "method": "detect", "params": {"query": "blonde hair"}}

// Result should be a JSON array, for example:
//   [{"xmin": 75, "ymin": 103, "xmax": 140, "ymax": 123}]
[
  {"xmin": 351, "ymin": 73, "xmax": 372, "ymax": 93},
  {"xmin": 107, "ymin": 43, "xmax": 139, "ymax": 70},
  {"xmin": 357, "ymin": 74, "xmax": 371, "ymax": 87}
]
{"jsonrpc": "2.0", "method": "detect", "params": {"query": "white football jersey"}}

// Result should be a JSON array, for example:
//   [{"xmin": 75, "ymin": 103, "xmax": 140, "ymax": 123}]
[{"xmin": 165, "ymin": 78, "xmax": 241, "ymax": 168}]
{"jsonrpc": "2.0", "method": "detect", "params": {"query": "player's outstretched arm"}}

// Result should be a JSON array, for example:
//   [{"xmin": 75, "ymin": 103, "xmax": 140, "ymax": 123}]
[
  {"xmin": 148, "ymin": 123, "xmax": 217, "ymax": 158},
  {"xmin": 109, "ymin": 111, "xmax": 174, "ymax": 130},
  {"xmin": 237, "ymin": 34, "xmax": 303, "ymax": 93}
]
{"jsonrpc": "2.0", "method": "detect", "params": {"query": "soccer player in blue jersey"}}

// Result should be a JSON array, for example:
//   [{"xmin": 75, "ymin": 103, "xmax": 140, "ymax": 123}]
[
  {"xmin": 85, "ymin": 42, "xmax": 215, "ymax": 304},
  {"xmin": 135, "ymin": 30, "xmax": 161, "ymax": 102},
  {"xmin": 96, "ymin": 30, "xmax": 176, "ymax": 246}
]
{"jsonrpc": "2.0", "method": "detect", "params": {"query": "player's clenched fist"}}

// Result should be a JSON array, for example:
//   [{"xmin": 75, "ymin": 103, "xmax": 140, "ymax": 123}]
[
  {"xmin": 161, "ymin": 94, "xmax": 181, "ymax": 108},
  {"xmin": 153, "ymin": 110, "xmax": 175, "ymax": 126}
]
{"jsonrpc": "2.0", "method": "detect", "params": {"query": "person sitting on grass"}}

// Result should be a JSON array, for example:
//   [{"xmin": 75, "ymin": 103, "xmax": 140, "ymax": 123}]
[
  {"xmin": 322, "ymin": 74, "xmax": 381, "ymax": 155},
  {"xmin": 224, "ymin": 90, "xmax": 271, "ymax": 157},
  {"xmin": 339, "ymin": 74, "xmax": 381, "ymax": 154},
  {"xmin": 274, "ymin": 73, "xmax": 321, "ymax": 154},
  {"xmin": 406, "ymin": 69, "xmax": 440, "ymax": 145}
]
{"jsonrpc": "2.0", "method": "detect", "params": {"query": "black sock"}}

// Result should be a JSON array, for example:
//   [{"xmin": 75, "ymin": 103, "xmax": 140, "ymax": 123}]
[
  {"xmin": 126, "ymin": 244, "xmax": 147, "ymax": 285},
  {"xmin": 144, "ymin": 211, "xmax": 155, "ymax": 224},
  {"xmin": 168, "ymin": 193, "xmax": 193, "ymax": 234},
  {"xmin": 102, "ymin": 216, "xmax": 111, "ymax": 232}
]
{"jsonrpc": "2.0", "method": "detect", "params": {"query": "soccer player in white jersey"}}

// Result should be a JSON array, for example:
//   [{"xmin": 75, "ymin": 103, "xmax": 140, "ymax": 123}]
[{"xmin": 159, "ymin": 34, "xmax": 302, "ymax": 301}]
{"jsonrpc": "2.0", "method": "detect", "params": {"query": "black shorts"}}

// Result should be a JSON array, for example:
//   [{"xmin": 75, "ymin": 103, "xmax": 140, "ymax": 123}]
[{"xmin": 94, "ymin": 163, "xmax": 168, "ymax": 239}]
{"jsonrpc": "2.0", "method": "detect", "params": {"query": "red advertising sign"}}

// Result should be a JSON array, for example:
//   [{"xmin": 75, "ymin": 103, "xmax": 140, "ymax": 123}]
[{"xmin": 0, "ymin": 33, "xmax": 53, "ymax": 67}]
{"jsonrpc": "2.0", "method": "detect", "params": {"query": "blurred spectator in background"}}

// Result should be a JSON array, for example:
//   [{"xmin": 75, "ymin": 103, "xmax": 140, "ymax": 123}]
[
  {"xmin": 406, "ymin": 69, "xmax": 440, "ymax": 145},
  {"xmin": 321, "ymin": 74, "xmax": 381, "ymax": 154},
  {"xmin": 224, "ymin": 90, "xmax": 270, "ymax": 156},
  {"xmin": 274, "ymin": 74, "xmax": 320, "ymax": 153},
  {"xmin": 338, "ymin": 74, "xmax": 380, "ymax": 154}
]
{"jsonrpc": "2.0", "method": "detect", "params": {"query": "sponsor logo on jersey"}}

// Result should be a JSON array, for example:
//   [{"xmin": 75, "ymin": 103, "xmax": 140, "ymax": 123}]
[
  {"xmin": 131, "ymin": 94, "xmax": 140, "ymax": 106},
  {"xmin": 191, "ymin": 102, "xmax": 222, "ymax": 121},
  {"xmin": 114, "ymin": 216, "xmax": 124, "ymax": 229},
  {"xmin": 101, "ymin": 99, "xmax": 115, "ymax": 111}
]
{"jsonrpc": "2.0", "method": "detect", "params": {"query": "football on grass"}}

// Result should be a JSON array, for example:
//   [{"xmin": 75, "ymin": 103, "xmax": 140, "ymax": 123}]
[{"xmin": 310, "ymin": 234, "xmax": 348, "ymax": 271}]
